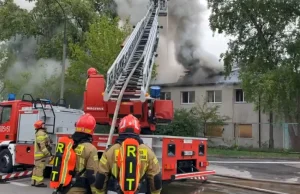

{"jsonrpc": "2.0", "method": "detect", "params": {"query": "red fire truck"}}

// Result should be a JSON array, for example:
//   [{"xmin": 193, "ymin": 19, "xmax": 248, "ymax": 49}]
[{"xmin": 0, "ymin": 93, "xmax": 214, "ymax": 182}]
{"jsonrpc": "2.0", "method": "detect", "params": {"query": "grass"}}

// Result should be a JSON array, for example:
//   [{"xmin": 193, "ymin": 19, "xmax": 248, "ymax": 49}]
[{"xmin": 208, "ymin": 147, "xmax": 300, "ymax": 159}]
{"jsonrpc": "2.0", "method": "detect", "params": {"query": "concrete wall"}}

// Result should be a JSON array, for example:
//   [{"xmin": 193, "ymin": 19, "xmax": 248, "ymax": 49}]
[{"xmin": 160, "ymin": 84, "xmax": 284, "ymax": 149}]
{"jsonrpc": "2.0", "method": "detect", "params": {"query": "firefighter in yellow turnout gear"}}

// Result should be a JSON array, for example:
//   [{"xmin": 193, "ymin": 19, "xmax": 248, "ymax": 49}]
[
  {"xmin": 31, "ymin": 120, "xmax": 52, "ymax": 187},
  {"xmin": 66, "ymin": 113, "xmax": 102, "ymax": 194},
  {"xmin": 95, "ymin": 114, "xmax": 162, "ymax": 194}
]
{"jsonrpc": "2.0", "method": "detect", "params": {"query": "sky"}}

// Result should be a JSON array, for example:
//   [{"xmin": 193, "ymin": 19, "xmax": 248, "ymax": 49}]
[{"xmin": 13, "ymin": 0, "xmax": 230, "ymax": 59}]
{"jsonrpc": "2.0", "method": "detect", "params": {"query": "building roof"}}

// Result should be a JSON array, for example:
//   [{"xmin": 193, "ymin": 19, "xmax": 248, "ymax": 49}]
[{"xmin": 151, "ymin": 68, "xmax": 241, "ymax": 87}]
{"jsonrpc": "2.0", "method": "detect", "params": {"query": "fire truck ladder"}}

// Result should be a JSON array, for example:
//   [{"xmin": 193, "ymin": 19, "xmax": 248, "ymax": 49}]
[
  {"xmin": 104, "ymin": 1, "xmax": 161, "ymax": 146},
  {"xmin": 34, "ymin": 98, "xmax": 56, "ymax": 134},
  {"xmin": 104, "ymin": 2, "xmax": 160, "ymax": 103},
  {"xmin": 21, "ymin": 94, "xmax": 56, "ymax": 133}
]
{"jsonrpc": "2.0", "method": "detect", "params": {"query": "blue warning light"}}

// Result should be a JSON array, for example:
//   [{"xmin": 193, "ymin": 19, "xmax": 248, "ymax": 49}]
[{"xmin": 8, "ymin": 93, "xmax": 16, "ymax": 101}]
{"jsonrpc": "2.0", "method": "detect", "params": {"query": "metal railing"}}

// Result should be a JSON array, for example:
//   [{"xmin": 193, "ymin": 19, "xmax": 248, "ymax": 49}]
[
  {"xmin": 159, "ymin": 0, "xmax": 168, "ymax": 16},
  {"xmin": 104, "ymin": 2, "xmax": 155, "ymax": 101},
  {"xmin": 141, "ymin": 5, "xmax": 160, "ymax": 99}
]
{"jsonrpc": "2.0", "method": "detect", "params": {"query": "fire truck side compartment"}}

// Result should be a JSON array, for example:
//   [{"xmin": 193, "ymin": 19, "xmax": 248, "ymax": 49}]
[
  {"xmin": 161, "ymin": 137, "xmax": 208, "ymax": 180},
  {"xmin": 14, "ymin": 104, "xmax": 84, "ymax": 166}
]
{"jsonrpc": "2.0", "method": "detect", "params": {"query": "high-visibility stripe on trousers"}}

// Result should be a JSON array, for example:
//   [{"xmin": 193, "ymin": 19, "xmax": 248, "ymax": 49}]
[{"xmin": 31, "ymin": 159, "xmax": 46, "ymax": 185}]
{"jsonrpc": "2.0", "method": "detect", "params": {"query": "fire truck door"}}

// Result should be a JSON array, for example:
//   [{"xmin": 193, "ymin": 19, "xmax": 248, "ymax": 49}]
[
  {"xmin": 0, "ymin": 105, "xmax": 14, "ymax": 141},
  {"xmin": 17, "ymin": 112, "xmax": 39, "ymax": 142}
]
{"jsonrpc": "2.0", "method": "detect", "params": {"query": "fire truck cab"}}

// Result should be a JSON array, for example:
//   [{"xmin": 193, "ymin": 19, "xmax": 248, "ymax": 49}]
[{"xmin": 0, "ymin": 94, "xmax": 83, "ymax": 173}]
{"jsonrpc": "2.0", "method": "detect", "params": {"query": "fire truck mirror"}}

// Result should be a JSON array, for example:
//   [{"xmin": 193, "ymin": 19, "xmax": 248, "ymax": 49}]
[
  {"xmin": 167, "ymin": 144, "xmax": 175, "ymax": 157},
  {"xmin": 199, "ymin": 144, "xmax": 205, "ymax": 156}
]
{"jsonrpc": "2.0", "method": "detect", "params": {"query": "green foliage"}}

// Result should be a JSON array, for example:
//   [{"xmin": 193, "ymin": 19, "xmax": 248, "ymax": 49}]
[
  {"xmin": 0, "ymin": 0, "xmax": 126, "ymax": 102},
  {"xmin": 207, "ymin": 0, "xmax": 300, "ymax": 122},
  {"xmin": 157, "ymin": 100, "xmax": 230, "ymax": 137},
  {"xmin": 2, "ymin": 61, "xmax": 61, "ymax": 100},
  {"xmin": 67, "ymin": 16, "xmax": 131, "ymax": 94},
  {"xmin": 156, "ymin": 108, "xmax": 202, "ymax": 137},
  {"xmin": 191, "ymin": 100, "xmax": 230, "ymax": 136},
  {"xmin": 151, "ymin": 63, "xmax": 158, "ymax": 79},
  {"xmin": 0, "ymin": 0, "xmax": 119, "ymax": 60}
]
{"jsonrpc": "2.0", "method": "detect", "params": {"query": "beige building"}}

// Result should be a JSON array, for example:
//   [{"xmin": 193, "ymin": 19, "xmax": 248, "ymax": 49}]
[
  {"xmin": 153, "ymin": 3, "xmax": 285, "ymax": 149},
  {"xmin": 152, "ymin": 69, "xmax": 285, "ymax": 149}
]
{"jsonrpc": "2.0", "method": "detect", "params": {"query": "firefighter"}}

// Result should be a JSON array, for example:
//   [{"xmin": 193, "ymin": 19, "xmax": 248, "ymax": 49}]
[
  {"xmin": 95, "ymin": 114, "xmax": 162, "ymax": 194},
  {"xmin": 86, "ymin": 67, "xmax": 98, "ymax": 90},
  {"xmin": 31, "ymin": 120, "xmax": 52, "ymax": 187},
  {"xmin": 67, "ymin": 113, "xmax": 101, "ymax": 194}
]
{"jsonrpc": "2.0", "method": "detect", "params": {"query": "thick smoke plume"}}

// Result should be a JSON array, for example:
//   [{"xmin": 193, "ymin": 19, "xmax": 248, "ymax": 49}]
[
  {"xmin": 167, "ymin": 0, "xmax": 222, "ymax": 78},
  {"xmin": 155, "ymin": 35, "xmax": 184, "ymax": 83},
  {"xmin": 4, "ymin": 36, "xmax": 69, "ymax": 99},
  {"xmin": 112, "ymin": 0, "xmax": 223, "ymax": 84},
  {"xmin": 114, "ymin": 0, "xmax": 150, "ymax": 25}
]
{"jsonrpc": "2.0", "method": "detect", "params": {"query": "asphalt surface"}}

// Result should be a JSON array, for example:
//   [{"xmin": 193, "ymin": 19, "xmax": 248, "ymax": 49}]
[
  {"xmin": 0, "ymin": 177, "xmax": 257, "ymax": 194},
  {"xmin": 1, "ymin": 157, "xmax": 299, "ymax": 194},
  {"xmin": 208, "ymin": 157, "xmax": 300, "ymax": 182}
]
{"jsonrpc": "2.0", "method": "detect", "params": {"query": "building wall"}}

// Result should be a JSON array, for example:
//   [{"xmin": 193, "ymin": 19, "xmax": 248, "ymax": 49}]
[{"xmin": 160, "ymin": 84, "xmax": 284, "ymax": 149}]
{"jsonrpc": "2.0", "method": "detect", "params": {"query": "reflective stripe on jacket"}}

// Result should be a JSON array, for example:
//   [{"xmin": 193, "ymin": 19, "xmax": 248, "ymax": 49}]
[{"xmin": 34, "ymin": 129, "xmax": 51, "ymax": 160}]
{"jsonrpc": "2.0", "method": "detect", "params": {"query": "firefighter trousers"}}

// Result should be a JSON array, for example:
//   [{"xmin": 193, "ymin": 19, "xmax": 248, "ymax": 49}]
[
  {"xmin": 31, "ymin": 158, "xmax": 47, "ymax": 185},
  {"xmin": 67, "ymin": 186, "xmax": 102, "ymax": 194},
  {"xmin": 67, "ymin": 187, "xmax": 95, "ymax": 194}
]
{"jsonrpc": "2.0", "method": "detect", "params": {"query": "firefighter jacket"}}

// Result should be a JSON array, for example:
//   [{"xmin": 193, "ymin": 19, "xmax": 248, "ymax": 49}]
[
  {"xmin": 34, "ymin": 129, "xmax": 51, "ymax": 160},
  {"xmin": 72, "ymin": 141, "xmax": 102, "ymax": 194},
  {"xmin": 95, "ymin": 135, "xmax": 162, "ymax": 194}
]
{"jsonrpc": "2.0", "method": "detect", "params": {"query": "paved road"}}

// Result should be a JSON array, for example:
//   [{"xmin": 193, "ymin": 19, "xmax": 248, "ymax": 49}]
[
  {"xmin": 5, "ymin": 157, "xmax": 295, "ymax": 194},
  {"xmin": 208, "ymin": 157, "xmax": 300, "ymax": 182},
  {"xmin": 2, "ymin": 157, "xmax": 299, "ymax": 193},
  {"xmin": 1, "ymin": 178, "xmax": 257, "ymax": 194}
]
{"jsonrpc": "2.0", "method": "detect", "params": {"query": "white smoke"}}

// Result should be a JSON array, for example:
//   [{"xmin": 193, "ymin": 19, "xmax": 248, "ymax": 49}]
[
  {"xmin": 4, "ymin": 36, "xmax": 69, "ymax": 98},
  {"xmin": 114, "ymin": 0, "xmax": 150, "ymax": 25},
  {"xmin": 13, "ymin": 0, "xmax": 35, "ymax": 11},
  {"xmin": 155, "ymin": 35, "xmax": 184, "ymax": 84}
]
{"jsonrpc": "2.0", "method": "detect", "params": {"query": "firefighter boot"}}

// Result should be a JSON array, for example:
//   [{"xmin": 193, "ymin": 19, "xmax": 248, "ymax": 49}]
[
  {"xmin": 35, "ymin": 183, "xmax": 47, "ymax": 187},
  {"xmin": 31, "ymin": 160, "xmax": 47, "ymax": 187}
]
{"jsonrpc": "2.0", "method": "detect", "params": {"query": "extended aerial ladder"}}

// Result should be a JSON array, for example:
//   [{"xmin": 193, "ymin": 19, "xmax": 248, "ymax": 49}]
[{"xmin": 104, "ymin": 0, "xmax": 168, "ymax": 146}]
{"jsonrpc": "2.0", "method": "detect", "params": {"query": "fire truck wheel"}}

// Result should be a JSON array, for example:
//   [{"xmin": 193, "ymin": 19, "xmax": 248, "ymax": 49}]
[{"xmin": 0, "ymin": 149, "xmax": 13, "ymax": 173}]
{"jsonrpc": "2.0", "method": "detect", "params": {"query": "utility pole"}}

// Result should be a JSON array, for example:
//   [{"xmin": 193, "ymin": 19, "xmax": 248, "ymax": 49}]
[
  {"xmin": 60, "ymin": 19, "xmax": 67, "ymax": 101},
  {"xmin": 54, "ymin": 0, "xmax": 67, "ymax": 101}
]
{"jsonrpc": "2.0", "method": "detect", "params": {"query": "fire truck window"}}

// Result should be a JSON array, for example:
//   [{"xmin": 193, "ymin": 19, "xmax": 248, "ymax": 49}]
[{"xmin": 1, "ymin": 106, "xmax": 12, "ymax": 124}]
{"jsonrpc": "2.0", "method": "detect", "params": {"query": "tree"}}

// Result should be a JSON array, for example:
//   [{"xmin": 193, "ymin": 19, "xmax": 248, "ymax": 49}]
[
  {"xmin": 207, "ymin": 0, "xmax": 300, "ymax": 149},
  {"xmin": 156, "ymin": 100, "xmax": 230, "ymax": 137},
  {"xmin": 67, "ymin": 15, "xmax": 131, "ymax": 94},
  {"xmin": 191, "ymin": 100, "xmax": 230, "ymax": 137},
  {"xmin": 0, "ymin": 0, "xmax": 123, "ymax": 104},
  {"xmin": 0, "ymin": 0, "xmax": 117, "ymax": 59},
  {"xmin": 156, "ymin": 108, "xmax": 202, "ymax": 137},
  {"xmin": 0, "ymin": 43, "xmax": 9, "ymax": 93}
]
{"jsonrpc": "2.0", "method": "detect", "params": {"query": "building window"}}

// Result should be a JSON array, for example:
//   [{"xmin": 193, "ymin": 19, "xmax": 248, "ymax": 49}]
[
  {"xmin": 235, "ymin": 89, "xmax": 246, "ymax": 102},
  {"xmin": 207, "ymin": 90, "xmax": 222, "ymax": 103},
  {"xmin": 181, "ymin": 91, "xmax": 195, "ymax": 104},
  {"xmin": 206, "ymin": 124, "xmax": 224, "ymax": 137},
  {"xmin": 160, "ymin": 92, "xmax": 171, "ymax": 100},
  {"xmin": 236, "ymin": 124, "xmax": 252, "ymax": 138}
]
